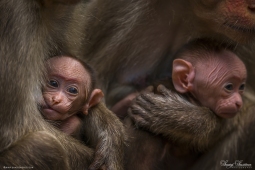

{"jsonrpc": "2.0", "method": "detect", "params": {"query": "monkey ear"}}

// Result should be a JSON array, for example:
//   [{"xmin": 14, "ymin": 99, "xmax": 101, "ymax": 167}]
[
  {"xmin": 172, "ymin": 59, "xmax": 195, "ymax": 93},
  {"xmin": 83, "ymin": 89, "xmax": 104, "ymax": 115}
]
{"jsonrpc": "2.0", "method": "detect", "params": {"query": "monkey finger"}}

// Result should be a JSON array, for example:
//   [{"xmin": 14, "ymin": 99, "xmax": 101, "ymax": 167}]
[
  {"xmin": 129, "ymin": 104, "xmax": 146, "ymax": 115},
  {"xmin": 129, "ymin": 104, "xmax": 152, "ymax": 119},
  {"xmin": 127, "ymin": 107, "xmax": 150, "ymax": 127},
  {"xmin": 157, "ymin": 84, "xmax": 173, "ymax": 97},
  {"xmin": 135, "ymin": 94, "xmax": 156, "ymax": 111},
  {"xmin": 157, "ymin": 84, "xmax": 167, "ymax": 93},
  {"xmin": 139, "ymin": 92, "xmax": 166, "ymax": 106},
  {"xmin": 134, "ymin": 94, "xmax": 147, "ymax": 104},
  {"xmin": 88, "ymin": 154, "xmax": 104, "ymax": 170},
  {"xmin": 143, "ymin": 85, "xmax": 154, "ymax": 92}
]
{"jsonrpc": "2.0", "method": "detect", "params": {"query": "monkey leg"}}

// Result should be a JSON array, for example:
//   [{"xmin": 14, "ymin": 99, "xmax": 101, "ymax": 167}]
[
  {"xmin": 0, "ymin": 131, "xmax": 70, "ymax": 170},
  {"xmin": 83, "ymin": 102, "xmax": 126, "ymax": 170}
]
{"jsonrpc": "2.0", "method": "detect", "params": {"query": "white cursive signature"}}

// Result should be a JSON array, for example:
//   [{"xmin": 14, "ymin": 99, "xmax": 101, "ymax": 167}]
[{"xmin": 220, "ymin": 160, "xmax": 252, "ymax": 169}]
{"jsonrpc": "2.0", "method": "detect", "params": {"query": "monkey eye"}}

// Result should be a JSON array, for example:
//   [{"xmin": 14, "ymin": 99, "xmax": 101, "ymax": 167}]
[
  {"xmin": 239, "ymin": 84, "xmax": 245, "ymax": 91},
  {"xmin": 48, "ymin": 80, "xmax": 58, "ymax": 88},
  {"xmin": 224, "ymin": 83, "xmax": 234, "ymax": 91},
  {"xmin": 67, "ymin": 86, "xmax": 78, "ymax": 94}
]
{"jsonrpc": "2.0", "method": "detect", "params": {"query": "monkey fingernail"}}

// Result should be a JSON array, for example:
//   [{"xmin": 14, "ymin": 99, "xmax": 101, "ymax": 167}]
[
  {"xmin": 145, "ymin": 86, "xmax": 154, "ymax": 92},
  {"xmin": 157, "ymin": 84, "xmax": 166, "ymax": 92}
]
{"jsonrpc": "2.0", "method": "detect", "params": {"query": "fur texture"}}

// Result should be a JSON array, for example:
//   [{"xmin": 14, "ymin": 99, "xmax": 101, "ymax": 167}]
[{"xmin": 0, "ymin": 1, "xmax": 125, "ymax": 169}]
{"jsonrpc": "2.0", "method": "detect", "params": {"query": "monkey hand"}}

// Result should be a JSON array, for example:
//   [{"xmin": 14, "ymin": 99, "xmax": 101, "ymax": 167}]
[
  {"xmin": 128, "ymin": 84, "xmax": 185, "ymax": 129},
  {"xmin": 128, "ymin": 84, "xmax": 223, "ymax": 150}
]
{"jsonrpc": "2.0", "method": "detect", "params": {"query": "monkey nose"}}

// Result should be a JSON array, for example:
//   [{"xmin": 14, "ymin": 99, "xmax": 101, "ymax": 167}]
[
  {"xmin": 52, "ymin": 96, "xmax": 61, "ymax": 104},
  {"xmin": 235, "ymin": 98, "xmax": 243, "ymax": 110}
]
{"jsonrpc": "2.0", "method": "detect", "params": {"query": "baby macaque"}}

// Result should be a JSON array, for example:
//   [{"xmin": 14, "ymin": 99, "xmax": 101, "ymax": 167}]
[
  {"xmin": 114, "ymin": 39, "xmax": 247, "ymax": 120},
  {"xmin": 171, "ymin": 41, "xmax": 247, "ymax": 119},
  {"xmin": 123, "ymin": 39, "xmax": 248, "ymax": 169},
  {"xmin": 39, "ymin": 55, "xmax": 125, "ymax": 170}
]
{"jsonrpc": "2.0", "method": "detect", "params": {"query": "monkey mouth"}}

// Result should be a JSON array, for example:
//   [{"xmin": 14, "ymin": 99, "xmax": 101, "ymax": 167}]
[
  {"xmin": 42, "ymin": 106, "xmax": 57, "ymax": 112},
  {"xmin": 41, "ymin": 104, "xmax": 62, "ymax": 120},
  {"xmin": 224, "ymin": 22, "xmax": 255, "ymax": 33}
]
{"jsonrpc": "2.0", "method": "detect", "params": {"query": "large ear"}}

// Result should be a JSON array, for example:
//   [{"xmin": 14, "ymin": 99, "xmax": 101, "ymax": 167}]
[
  {"xmin": 172, "ymin": 59, "xmax": 195, "ymax": 93},
  {"xmin": 83, "ymin": 89, "xmax": 104, "ymax": 115}
]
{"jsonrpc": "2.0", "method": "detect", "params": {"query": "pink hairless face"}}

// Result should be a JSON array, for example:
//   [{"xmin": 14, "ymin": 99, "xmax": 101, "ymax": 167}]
[
  {"xmin": 173, "ymin": 50, "xmax": 247, "ymax": 119},
  {"xmin": 41, "ymin": 56, "xmax": 91, "ymax": 121}
]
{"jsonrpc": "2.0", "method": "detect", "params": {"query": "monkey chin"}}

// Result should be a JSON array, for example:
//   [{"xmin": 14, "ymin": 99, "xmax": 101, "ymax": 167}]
[{"xmin": 216, "ymin": 110, "xmax": 239, "ymax": 119}]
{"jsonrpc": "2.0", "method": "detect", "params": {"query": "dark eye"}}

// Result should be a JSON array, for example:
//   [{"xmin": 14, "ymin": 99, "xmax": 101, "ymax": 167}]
[
  {"xmin": 239, "ymin": 84, "xmax": 245, "ymax": 91},
  {"xmin": 224, "ymin": 83, "xmax": 234, "ymax": 91},
  {"xmin": 67, "ymin": 87, "xmax": 78, "ymax": 94},
  {"xmin": 48, "ymin": 80, "xmax": 58, "ymax": 88}
]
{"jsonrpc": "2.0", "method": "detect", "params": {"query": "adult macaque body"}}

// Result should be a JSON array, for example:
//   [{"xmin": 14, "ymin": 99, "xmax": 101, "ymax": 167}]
[{"xmin": 40, "ymin": 55, "xmax": 125, "ymax": 170}]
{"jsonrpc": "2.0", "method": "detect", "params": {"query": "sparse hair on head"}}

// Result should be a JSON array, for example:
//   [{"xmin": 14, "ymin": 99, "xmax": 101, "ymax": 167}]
[{"xmin": 173, "ymin": 38, "xmax": 236, "ymax": 64}]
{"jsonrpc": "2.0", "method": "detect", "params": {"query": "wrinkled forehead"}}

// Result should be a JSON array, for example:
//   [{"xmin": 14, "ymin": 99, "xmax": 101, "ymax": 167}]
[
  {"xmin": 213, "ymin": 51, "xmax": 246, "ymax": 77},
  {"xmin": 46, "ymin": 56, "xmax": 91, "ymax": 85},
  {"xmin": 196, "ymin": 50, "xmax": 247, "ymax": 84}
]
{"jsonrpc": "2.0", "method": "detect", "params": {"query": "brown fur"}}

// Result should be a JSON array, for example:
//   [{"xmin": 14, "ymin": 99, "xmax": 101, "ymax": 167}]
[
  {"xmin": 0, "ymin": 0, "xmax": 93, "ymax": 169},
  {"xmin": 1, "ymin": 0, "xmax": 255, "ymax": 169},
  {"xmin": 76, "ymin": 1, "xmax": 255, "ymax": 169},
  {"xmin": 78, "ymin": 0, "xmax": 255, "ymax": 105}
]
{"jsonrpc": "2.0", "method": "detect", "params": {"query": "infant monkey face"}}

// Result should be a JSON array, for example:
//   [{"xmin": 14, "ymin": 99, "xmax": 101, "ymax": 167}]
[
  {"xmin": 194, "ymin": 77, "xmax": 245, "ymax": 119},
  {"xmin": 42, "ymin": 79, "xmax": 86, "ymax": 121},
  {"xmin": 194, "ymin": 78, "xmax": 245, "ymax": 119},
  {"xmin": 41, "ymin": 57, "xmax": 90, "ymax": 121},
  {"xmin": 198, "ymin": 66, "xmax": 246, "ymax": 118},
  {"xmin": 214, "ymin": 82, "xmax": 245, "ymax": 119}
]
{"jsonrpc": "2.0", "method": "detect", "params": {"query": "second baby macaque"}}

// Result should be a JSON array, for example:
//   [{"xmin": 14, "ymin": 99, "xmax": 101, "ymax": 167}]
[
  {"xmin": 39, "ymin": 55, "xmax": 125, "ymax": 170},
  {"xmin": 123, "ymin": 39, "xmax": 248, "ymax": 169},
  {"xmin": 113, "ymin": 39, "xmax": 247, "ymax": 120}
]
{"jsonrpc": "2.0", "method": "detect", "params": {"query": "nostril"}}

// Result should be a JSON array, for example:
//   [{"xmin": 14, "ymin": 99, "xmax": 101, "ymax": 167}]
[
  {"xmin": 248, "ymin": 5, "xmax": 255, "ymax": 12},
  {"xmin": 236, "ymin": 102, "xmax": 242, "ymax": 110},
  {"xmin": 52, "ymin": 97, "xmax": 60, "ymax": 104},
  {"xmin": 247, "ymin": 0, "xmax": 255, "ymax": 12}
]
